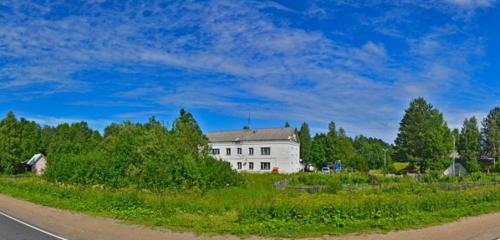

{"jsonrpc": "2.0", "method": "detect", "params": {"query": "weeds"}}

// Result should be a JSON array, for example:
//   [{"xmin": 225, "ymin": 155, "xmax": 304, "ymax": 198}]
[{"xmin": 0, "ymin": 173, "xmax": 498, "ymax": 237}]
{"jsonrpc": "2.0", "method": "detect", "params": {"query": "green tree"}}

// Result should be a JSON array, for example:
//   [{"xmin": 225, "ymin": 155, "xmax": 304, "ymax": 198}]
[
  {"xmin": 284, "ymin": 121, "xmax": 291, "ymax": 128},
  {"xmin": 170, "ymin": 109, "xmax": 208, "ymax": 157},
  {"xmin": 40, "ymin": 126, "xmax": 56, "ymax": 155},
  {"xmin": 0, "ymin": 112, "xmax": 21, "ymax": 174},
  {"xmin": 298, "ymin": 123, "xmax": 312, "ymax": 164},
  {"xmin": 44, "ymin": 122, "xmax": 101, "ymax": 181},
  {"xmin": 353, "ymin": 135, "xmax": 393, "ymax": 170},
  {"xmin": 19, "ymin": 118, "xmax": 42, "ymax": 160},
  {"xmin": 458, "ymin": 117, "xmax": 481, "ymax": 172},
  {"xmin": 482, "ymin": 107, "xmax": 500, "ymax": 166},
  {"xmin": 335, "ymin": 133, "xmax": 356, "ymax": 167},
  {"xmin": 0, "ymin": 111, "xmax": 239, "ymax": 190},
  {"xmin": 310, "ymin": 133, "xmax": 327, "ymax": 168},
  {"xmin": 325, "ymin": 121, "xmax": 338, "ymax": 163},
  {"xmin": 395, "ymin": 98, "xmax": 453, "ymax": 173},
  {"xmin": 325, "ymin": 123, "xmax": 356, "ymax": 167}
]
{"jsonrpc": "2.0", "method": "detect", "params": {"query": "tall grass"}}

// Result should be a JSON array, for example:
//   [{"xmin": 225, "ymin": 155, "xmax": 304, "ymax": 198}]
[{"xmin": 0, "ymin": 173, "xmax": 499, "ymax": 237}]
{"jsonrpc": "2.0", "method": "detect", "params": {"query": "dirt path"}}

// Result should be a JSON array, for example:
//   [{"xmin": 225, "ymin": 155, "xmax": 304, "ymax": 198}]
[{"xmin": 0, "ymin": 193, "xmax": 499, "ymax": 240}]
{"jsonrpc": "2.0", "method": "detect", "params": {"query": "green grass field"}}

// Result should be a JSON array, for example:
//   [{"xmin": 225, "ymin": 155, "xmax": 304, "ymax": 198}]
[{"xmin": 0, "ymin": 173, "xmax": 499, "ymax": 238}]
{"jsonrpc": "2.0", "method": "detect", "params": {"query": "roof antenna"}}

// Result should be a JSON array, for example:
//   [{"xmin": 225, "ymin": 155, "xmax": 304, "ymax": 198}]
[{"xmin": 247, "ymin": 112, "xmax": 251, "ymax": 129}]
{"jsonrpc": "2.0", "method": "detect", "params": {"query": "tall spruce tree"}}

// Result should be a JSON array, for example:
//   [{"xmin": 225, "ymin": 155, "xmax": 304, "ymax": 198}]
[
  {"xmin": 326, "ymin": 122, "xmax": 356, "ymax": 165},
  {"xmin": 0, "ymin": 112, "xmax": 21, "ymax": 174},
  {"xmin": 458, "ymin": 117, "xmax": 481, "ymax": 172},
  {"xmin": 482, "ymin": 107, "xmax": 500, "ymax": 165},
  {"xmin": 298, "ymin": 123, "xmax": 312, "ymax": 163},
  {"xmin": 395, "ymin": 98, "xmax": 453, "ymax": 173},
  {"xmin": 325, "ymin": 121, "xmax": 338, "ymax": 163},
  {"xmin": 310, "ymin": 133, "xmax": 327, "ymax": 168}
]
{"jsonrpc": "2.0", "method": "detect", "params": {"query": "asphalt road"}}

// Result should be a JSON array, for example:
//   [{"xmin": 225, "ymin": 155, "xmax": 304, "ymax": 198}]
[{"xmin": 0, "ymin": 211, "xmax": 65, "ymax": 240}]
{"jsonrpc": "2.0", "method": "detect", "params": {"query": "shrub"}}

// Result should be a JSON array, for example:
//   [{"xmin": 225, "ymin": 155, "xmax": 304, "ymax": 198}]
[{"xmin": 43, "ymin": 112, "xmax": 241, "ymax": 191}]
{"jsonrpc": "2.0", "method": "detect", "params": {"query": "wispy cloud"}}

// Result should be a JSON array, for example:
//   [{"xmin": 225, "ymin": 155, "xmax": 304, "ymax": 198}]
[
  {"xmin": 0, "ymin": 0, "xmax": 496, "ymax": 142},
  {"xmin": 445, "ymin": 0, "xmax": 495, "ymax": 9},
  {"xmin": 20, "ymin": 113, "xmax": 113, "ymax": 131}
]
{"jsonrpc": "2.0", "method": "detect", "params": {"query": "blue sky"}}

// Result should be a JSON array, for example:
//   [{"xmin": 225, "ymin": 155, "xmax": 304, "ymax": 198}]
[{"xmin": 0, "ymin": 0, "xmax": 499, "ymax": 143}]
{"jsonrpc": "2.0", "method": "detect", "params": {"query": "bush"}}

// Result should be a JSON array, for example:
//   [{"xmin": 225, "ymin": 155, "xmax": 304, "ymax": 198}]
[
  {"xmin": 43, "ymin": 112, "xmax": 241, "ymax": 191},
  {"xmin": 45, "ymin": 150, "xmax": 241, "ymax": 192}
]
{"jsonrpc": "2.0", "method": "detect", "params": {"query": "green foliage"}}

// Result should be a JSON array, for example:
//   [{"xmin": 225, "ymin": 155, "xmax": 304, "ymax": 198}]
[
  {"xmin": 311, "ymin": 122, "xmax": 358, "ymax": 169},
  {"xmin": 19, "ymin": 118, "xmax": 43, "ymax": 161},
  {"xmin": 170, "ymin": 109, "xmax": 209, "ymax": 157},
  {"xmin": 306, "ymin": 121, "xmax": 394, "ymax": 172},
  {"xmin": 298, "ymin": 123, "xmax": 312, "ymax": 164},
  {"xmin": 395, "ymin": 98, "xmax": 453, "ymax": 173},
  {"xmin": 42, "ymin": 111, "xmax": 240, "ymax": 191},
  {"xmin": 290, "ymin": 172, "xmax": 370, "ymax": 186},
  {"xmin": 0, "ymin": 173, "xmax": 499, "ymax": 238},
  {"xmin": 482, "ymin": 107, "xmax": 500, "ymax": 163},
  {"xmin": 458, "ymin": 117, "xmax": 481, "ymax": 172},
  {"xmin": 353, "ymin": 135, "xmax": 393, "ymax": 170},
  {"xmin": 0, "ymin": 112, "xmax": 22, "ymax": 174},
  {"xmin": 302, "ymin": 102, "xmax": 498, "ymax": 173},
  {"xmin": 43, "ymin": 121, "xmax": 102, "ymax": 181},
  {"xmin": 0, "ymin": 112, "xmax": 45, "ymax": 174},
  {"xmin": 310, "ymin": 133, "xmax": 327, "ymax": 168}
]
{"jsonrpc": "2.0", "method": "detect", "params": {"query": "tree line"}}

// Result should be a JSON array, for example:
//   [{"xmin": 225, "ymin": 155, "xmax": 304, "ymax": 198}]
[
  {"xmin": 0, "ymin": 97, "xmax": 498, "ymax": 186},
  {"xmin": 0, "ymin": 109, "xmax": 241, "ymax": 191},
  {"xmin": 298, "ymin": 122, "xmax": 394, "ymax": 172},
  {"xmin": 298, "ymin": 98, "xmax": 500, "ymax": 173}
]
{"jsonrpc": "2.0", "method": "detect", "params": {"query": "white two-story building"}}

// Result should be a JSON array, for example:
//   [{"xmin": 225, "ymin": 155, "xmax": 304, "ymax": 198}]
[{"xmin": 207, "ymin": 127, "xmax": 301, "ymax": 173}]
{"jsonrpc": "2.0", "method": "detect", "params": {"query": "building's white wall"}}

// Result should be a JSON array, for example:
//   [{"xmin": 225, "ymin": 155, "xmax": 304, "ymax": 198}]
[
  {"xmin": 209, "ymin": 140, "xmax": 300, "ymax": 173},
  {"xmin": 32, "ymin": 157, "xmax": 46, "ymax": 176}
]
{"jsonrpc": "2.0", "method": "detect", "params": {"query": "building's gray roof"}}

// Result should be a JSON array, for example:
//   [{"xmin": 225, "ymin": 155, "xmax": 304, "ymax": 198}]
[
  {"xmin": 26, "ymin": 153, "xmax": 45, "ymax": 166},
  {"xmin": 207, "ymin": 127, "xmax": 298, "ymax": 143}
]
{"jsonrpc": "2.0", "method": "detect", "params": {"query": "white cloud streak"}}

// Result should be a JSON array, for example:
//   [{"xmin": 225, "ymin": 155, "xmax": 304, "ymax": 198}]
[
  {"xmin": 445, "ymin": 0, "xmax": 495, "ymax": 9},
  {"xmin": 0, "ymin": 0, "xmax": 495, "ymax": 142}
]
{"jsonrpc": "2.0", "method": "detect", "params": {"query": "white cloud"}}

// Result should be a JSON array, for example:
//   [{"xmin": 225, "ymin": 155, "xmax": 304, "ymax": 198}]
[
  {"xmin": 0, "ymin": 0, "xmax": 494, "ymax": 142},
  {"xmin": 445, "ymin": 0, "xmax": 495, "ymax": 8},
  {"xmin": 20, "ymin": 114, "xmax": 113, "ymax": 132}
]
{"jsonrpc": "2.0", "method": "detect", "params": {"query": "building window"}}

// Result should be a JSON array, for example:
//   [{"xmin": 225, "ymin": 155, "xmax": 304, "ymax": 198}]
[
  {"xmin": 261, "ymin": 147, "xmax": 271, "ymax": 155},
  {"xmin": 249, "ymin": 162, "xmax": 254, "ymax": 170},
  {"xmin": 212, "ymin": 148, "xmax": 220, "ymax": 155},
  {"xmin": 237, "ymin": 148, "xmax": 242, "ymax": 155},
  {"xmin": 261, "ymin": 162, "xmax": 271, "ymax": 170},
  {"xmin": 249, "ymin": 147, "xmax": 254, "ymax": 155},
  {"xmin": 237, "ymin": 162, "xmax": 242, "ymax": 169},
  {"xmin": 226, "ymin": 148, "xmax": 231, "ymax": 155}
]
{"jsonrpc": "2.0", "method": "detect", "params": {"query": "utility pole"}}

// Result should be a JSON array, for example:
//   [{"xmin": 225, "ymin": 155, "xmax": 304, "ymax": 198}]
[
  {"xmin": 248, "ymin": 112, "xmax": 251, "ymax": 129},
  {"xmin": 382, "ymin": 148, "xmax": 388, "ymax": 173},
  {"xmin": 494, "ymin": 142, "xmax": 497, "ymax": 169},
  {"xmin": 452, "ymin": 135, "xmax": 456, "ymax": 176}
]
